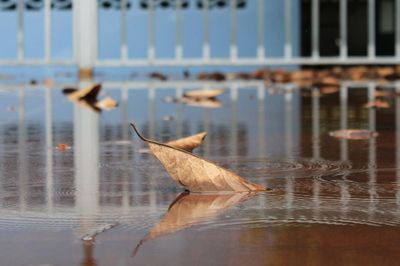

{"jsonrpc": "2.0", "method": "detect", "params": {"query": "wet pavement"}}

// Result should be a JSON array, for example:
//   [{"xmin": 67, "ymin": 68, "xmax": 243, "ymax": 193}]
[{"xmin": 1, "ymin": 81, "xmax": 400, "ymax": 265}]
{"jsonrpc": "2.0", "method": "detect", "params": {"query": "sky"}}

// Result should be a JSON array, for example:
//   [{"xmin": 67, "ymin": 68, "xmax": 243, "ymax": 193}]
[{"xmin": 0, "ymin": 0, "xmax": 299, "ymax": 72}]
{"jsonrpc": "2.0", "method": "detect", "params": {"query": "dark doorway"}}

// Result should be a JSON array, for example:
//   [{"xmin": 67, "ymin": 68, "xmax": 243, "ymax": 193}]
[{"xmin": 300, "ymin": 0, "xmax": 396, "ymax": 57}]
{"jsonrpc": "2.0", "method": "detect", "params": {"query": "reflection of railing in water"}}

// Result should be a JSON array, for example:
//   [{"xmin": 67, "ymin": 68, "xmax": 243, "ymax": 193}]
[
  {"xmin": 310, "ymin": 81, "xmax": 400, "ymax": 218},
  {"xmin": 2, "ymin": 80, "xmax": 400, "ymax": 219},
  {"xmin": 0, "ymin": 80, "xmax": 287, "ymax": 214}
]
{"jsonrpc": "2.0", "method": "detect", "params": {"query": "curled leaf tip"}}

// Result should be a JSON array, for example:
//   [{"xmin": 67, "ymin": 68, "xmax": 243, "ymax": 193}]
[{"xmin": 130, "ymin": 122, "xmax": 148, "ymax": 142}]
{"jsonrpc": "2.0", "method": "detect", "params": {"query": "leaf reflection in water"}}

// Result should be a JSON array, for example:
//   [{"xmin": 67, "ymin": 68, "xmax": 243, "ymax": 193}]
[
  {"xmin": 81, "ymin": 241, "xmax": 97, "ymax": 266},
  {"xmin": 132, "ymin": 192, "xmax": 252, "ymax": 257}
]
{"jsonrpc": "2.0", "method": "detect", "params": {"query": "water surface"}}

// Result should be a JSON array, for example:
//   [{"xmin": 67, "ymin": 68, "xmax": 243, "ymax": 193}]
[{"xmin": 1, "ymin": 81, "xmax": 400, "ymax": 265}]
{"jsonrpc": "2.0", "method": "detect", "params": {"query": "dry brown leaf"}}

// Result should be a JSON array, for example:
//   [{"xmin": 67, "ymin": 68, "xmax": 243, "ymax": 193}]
[
  {"xmin": 375, "ymin": 67, "xmax": 395, "ymax": 78},
  {"xmin": 374, "ymin": 90, "xmax": 392, "ymax": 97},
  {"xmin": 63, "ymin": 84, "xmax": 119, "ymax": 112},
  {"xmin": 197, "ymin": 72, "xmax": 226, "ymax": 81},
  {"xmin": 313, "ymin": 76, "xmax": 340, "ymax": 87},
  {"xmin": 271, "ymin": 70, "xmax": 289, "ymax": 83},
  {"xmin": 250, "ymin": 68, "xmax": 271, "ymax": 80},
  {"xmin": 56, "ymin": 143, "xmax": 71, "ymax": 151},
  {"xmin": 130, "ymin": 123, "xmax": 266, "ymax": 192},
  {"xmin": 182, "ymin": 97, "xmax": 223, "ymax": 108},
  {"xmin": 165, "ymin": 132, "xmax": 207, "ymax": 152},
  {"xmin": 63, "ymin": 83, "xmax": 101, "ymax": 101},
  {"xmin": 63, "ymin": 84, "xmax": 102, "ymax": 112},
  {"xmin": 320, "ymin": 86, "xmax": 339, "ymax": 95},
  {"xmin": 290, "ymin": 70, "xmax": 314, "ymax": 81},
  {"xmin": 140, "ymin": 132, "xmax": 207, "ymax": 153},
  {"xmin": 95, "ymin": 96, "xmax": 118, "ymax": 110},
  {"xmin": 347, "ymin": 66, "xmax": 369, "ymax": 80},
  {"xmin": 329, "ymin": 129, "xmax": 379, "ymax": 140},
  {"xmin": 75, "ymin": 99, "xmax": 102, "ymax": 113},
  {"xmin": 133, "ymin": 192, "xmax": 250, "ymax": 256},
  {"xmin": 183, "ymin": 89, "xmax": 224, "ymax": 99},
  {"xmin": 363, "ymin": 100, "xmax": 390, "ymax": 109}
]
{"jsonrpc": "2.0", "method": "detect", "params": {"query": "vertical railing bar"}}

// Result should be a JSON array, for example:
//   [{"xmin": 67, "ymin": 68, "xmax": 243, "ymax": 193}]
[
  {"xmin": 148, "ymin": 0, "xmax": 155, "ymax": 61},
  {"xmin": 121, "ymin": 85, "xmax": 130, "ymax": 213},
  {"xmin": 45, "ymin": 87, "xmax": 53, "ymax": 213},
  {"xmin": 368, "ymin": 0, "xmax": 375, "ymax": 59},
  {"xmin": 312, "ymin": 88, "xmax": 320, "ymax": 159},
  {"xmin": 17, "ymin": 0, "xmax": 25, "ymax": 61},
  {"xmin": 396, "ymin": 0, "xmax": 400, "ymax": 58},
  {"xmin": 395, "ymin": 82, "xmax": 400, "ymax": 206},
  {"xmin": 340, "ymin": 0, "xmax": 347, "ymax": 59},
  {"xmin": 230, "ymin": 0, "xmax": 237, "ymax": 61},
  {"xmin": 284, "ymin": 0, "xmax": 292, "ymax": 59},
  {"xmin": 257, "ymin": 87, "xmax": 266, "ymax": 160},
  {"xmin": 340, "ymin": 85, "xmax": 348, "ymax": 161},
  {"xmin": 18, "ymin": 86, "xmax": 26, "ymax": 212},
  {"xmin": 44, "ymin": 0, "xmax": 51, "ymax": 63},
  {"xmin": 175, "ymin": 0, "xmax": 183, "ymax": 59},
  {"xmin": 121, "ymin": 0, "xmax": 128, "ymax": 62},
  {"xmin": 311, "ymin": 0, "xmax": 319, "ymax": 59},
  {"xmin": 72, "ymin": 0, "xmax": 78, "ymax": 63},
  {"xmin": 175, "ymin": 85, "xmax": 183, "ymax": 138},
  {"xmin": 257, "ymin": 0, "xmax": 264, "ymax": 59},
  {"xmin": 93, "ymin": 0, "xmax": 99, "ymax": 64},
  {"xmin": 368, "ymin": 82, "xmax": 377, "ymax": 207},
  {"xmin": 312, "ymin": 178, "xmax": 321, "ymax": 219},
  {"xmin": 202, "ymin": 0, "xmax": 210, "ymax": 60},
  {"xmin": 73, "ymin": 0, "xmax": 98, "ymax": 70},
  {"xmin": 284, "ymin": 93, "xmax": 293, "ymax": 158}
]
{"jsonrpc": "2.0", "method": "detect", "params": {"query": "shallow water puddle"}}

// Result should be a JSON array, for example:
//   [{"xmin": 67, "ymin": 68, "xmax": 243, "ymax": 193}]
[{"xmin": 1, "ymin": 82, "xmax": 400, "ymax": 265}]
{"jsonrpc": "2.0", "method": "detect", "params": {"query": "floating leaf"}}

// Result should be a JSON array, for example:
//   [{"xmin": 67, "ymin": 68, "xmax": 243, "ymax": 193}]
[
  {"xmin": 329, "ymin": 129, "xmax": 379, "ymax": 140},
  {"xmin": 182, "ymin": 97, "xmax": 223, "ymax": 108},
  {"xmin": 133, "ymin": 192, "xmax": 251, "ymax": 257},
  {"xmin": 56, "ymin": 143, "xmax": 71, "ymax": 151},
  {"xmin": 374, "ymin": 67, "xmax": 394, "ymax": 78},
  {"xmin": 183, "ymin": 88, "xmax": 224, "ymax": 99},
  {"xmin": 290, "ymin": 70, "xmax": 314, "ymax": 81},
  {"xmin": 320, "ymin": 86, "xmax": 339, "ymax": 95},
  {"xmin": 63, "ymin": 84, "xmax": 118, "ymax": 112},
  {"xmin": 363, "ymin": 100, "xmax": 390, "ymax": 109},
  {"xmin": 130, "ymin": 123, "xmax": 266, "ymax": 192},
  {"xmin": 313, "ymin": 76, "xmax": 340, "ymax": 87},
  {"xmin": 197, "ymin": 72, "xmax": 226, "ymax": 81},
  {"xmin": 63, "ymin": 83, "xmax": 101, "ymax": 101},
  {"xmin": 374, "ymin": 90, "xmax": 392, "ymax": 97},
  {"xmin": 163, "ymin": 95, "xmax": 223, "ymax": 108},
  {"xmin": 347, "ymin": 66, "xmax": 369, "ymax": 81},
  {"xmin": 75, "ymin": 99, "xmax": 102, "ymax": 113},
  {"xmin": 149, "ymin": 72, "xmax": 167, "ymax": 81}
]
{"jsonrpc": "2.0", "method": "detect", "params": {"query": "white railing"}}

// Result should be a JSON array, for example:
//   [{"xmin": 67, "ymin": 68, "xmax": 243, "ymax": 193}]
[{"xmin": 0, "ymin": 0, "xmax": 400, "ymax": 68}]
